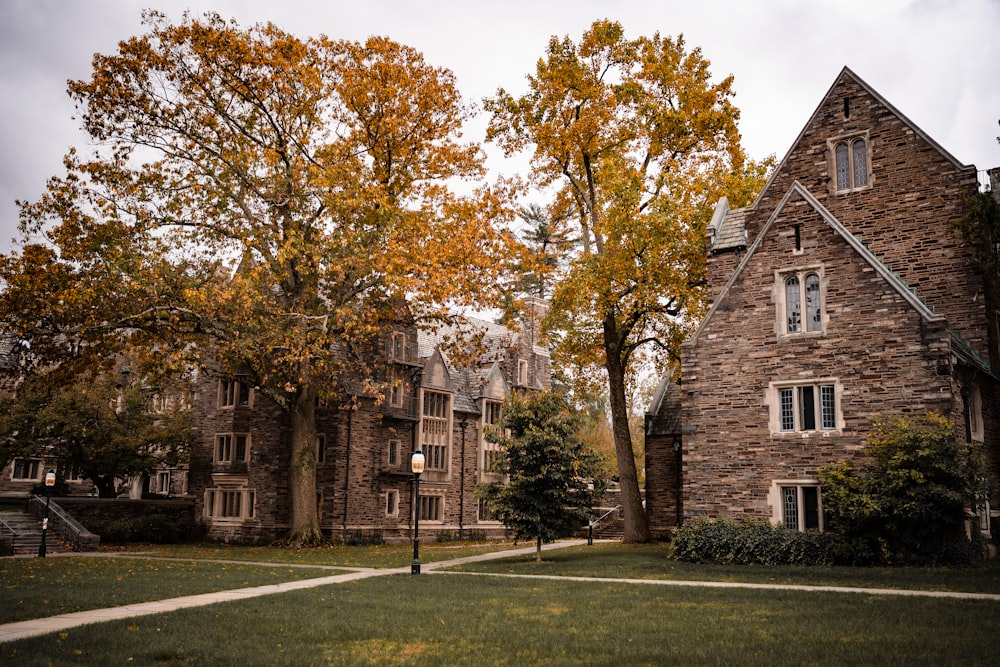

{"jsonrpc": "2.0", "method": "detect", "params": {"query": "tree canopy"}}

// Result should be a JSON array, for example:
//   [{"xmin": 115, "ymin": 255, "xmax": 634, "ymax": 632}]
[
  {"xmin": 485, "ymin": 20, "xmax": 771, "ymax": 541},
  {"xmin": 0, "ymin": 368, "xmax": 191, "ymax": 498},
  {"xmin": 0, "ymin": 11, "xmax": 518, "ymax": 543}
]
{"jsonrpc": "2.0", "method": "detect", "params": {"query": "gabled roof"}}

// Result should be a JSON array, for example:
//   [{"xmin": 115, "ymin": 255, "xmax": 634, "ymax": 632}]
[
  {"xmin": 744, "ymin": 67, "xmax": 975, "ymax": 214},
  {"xmin": 689, "ymin": 181, "xmax": 946, "ymax": 346}
]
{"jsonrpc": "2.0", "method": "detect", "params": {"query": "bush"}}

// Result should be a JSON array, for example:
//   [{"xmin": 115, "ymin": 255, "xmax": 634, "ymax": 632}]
[
  {"xmin": 670, "ymin": 517, "xmax": 878, "ymax": 566},
  {"xmin": 92, "ymin": 515, "xmax": 202, "ymax": 544},
  {"xmin": 817, "ymin": 414, "xmax": 984, "ymax": 566},
  {"xmin": 346, "ymin": 530, "xmax": 384, "ymax": 546}
]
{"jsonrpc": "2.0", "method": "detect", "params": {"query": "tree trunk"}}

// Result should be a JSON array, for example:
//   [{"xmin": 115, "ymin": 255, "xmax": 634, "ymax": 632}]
[
  {"xmin": 603, "ymin": 314, "xmax": 652, "ymax": 543},
  {"xmin": 287, "ymin": 386, "xmax": 323, "ymax": 545},
  {"xmin": 536, "ymin": 531, "xmax": 543, "ymax": 562}
]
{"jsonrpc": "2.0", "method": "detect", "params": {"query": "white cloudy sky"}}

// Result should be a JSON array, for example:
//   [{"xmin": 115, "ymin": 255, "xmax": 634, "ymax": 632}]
[{"xmin": 1, "ymin": 0, "xmax": 998, "ymax": 251}]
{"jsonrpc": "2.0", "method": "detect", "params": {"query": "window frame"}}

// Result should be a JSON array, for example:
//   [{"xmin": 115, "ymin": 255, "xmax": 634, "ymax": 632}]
[
  {"xmin": 215, "ymin": 433, "xmax": 250, "ymax": 464},
  {"xmin": 420, "ymin": 390, "xmax": 452, "ymax": 473},
  {"xmin": 828, "ymin": 132, "xmax": 871, "ymax": 193},
  {"xmin": 417, "ymin": 494, "xmax": 443, "ymax": 522},
  {"xmin": 774, "ymin": 482, "xmax": 823, "ymax": 532},
  {"xmin": 775, "ymin": 267, "xmax": 826, "ymax": 338},
  {"xmin": 219, "ymin": 379, "xmax": 251, "ymax": 409},
  {"xmin": 385, "ymin": 489, "xmax": 399, "ymax": 517},
  {"xmin": 767, "ymin": 380, "xmax": 842, "ymax": 435},
  {"xmin": 11, "ymin": 458, "xmax": 41, "ymax": 481},
  {"xmin": 204, "ymin": 486, "xmax": 256, "ymax": 520}
]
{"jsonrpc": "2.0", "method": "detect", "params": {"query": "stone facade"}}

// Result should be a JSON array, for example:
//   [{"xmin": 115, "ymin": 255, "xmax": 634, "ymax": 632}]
[
  {"xmin": 190, "ymin": 299, "xmax": 551, "ymax": 543},
  {"xmin": 646, "ymin": 68, "xmax": 999, "ymax": 539}
]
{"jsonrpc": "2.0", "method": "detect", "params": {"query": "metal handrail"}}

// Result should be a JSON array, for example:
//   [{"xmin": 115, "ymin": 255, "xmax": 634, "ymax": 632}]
[
  {"xmin": 28, "ymin": 496, "xmax": 100, "ymax": 552},
  {"xmin": 586, "ymin": 505, "xmax": 623, "ymax": 544},
  {"xmin": 0, "ymin": 517, "xmax": 17, "ymax": 555}
]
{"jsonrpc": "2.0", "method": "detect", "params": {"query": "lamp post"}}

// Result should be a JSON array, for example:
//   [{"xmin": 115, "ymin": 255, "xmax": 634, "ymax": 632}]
[
  {"xmin": 37, "ymin": 469, "xmax": 55, "ymax": 558},
  {"xmin": 410, "ymin": 448, "xmax": 425, "ymax": 575}
]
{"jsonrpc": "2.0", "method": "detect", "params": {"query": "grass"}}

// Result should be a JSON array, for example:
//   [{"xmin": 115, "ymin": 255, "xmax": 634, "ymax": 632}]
[
  {"xmin": 3, "ymin": 541, "xmax": 1000, "ymax": 664},
  {"xmin": 450, "ymin": 543, "xmax": 1000, "ymax": 594},
  {"xmin": 0, "ymin": 556, "xmax": 335, "ymax": 624},
  {"xmin": 3, "ymin": 572, "xmax": 998, "ymax": 666},
  {"xmin": 107, "ymin": 538, "xmax": 519, "ymax": 568}
]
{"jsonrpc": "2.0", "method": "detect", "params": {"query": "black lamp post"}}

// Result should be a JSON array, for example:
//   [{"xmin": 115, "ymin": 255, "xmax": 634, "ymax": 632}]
[
  {"xmin": 411, "ymin": 448, "xmax": 425, "ymax": 575},
  {"xmin": 37, "ymin": 469, "xmax": 56, "ymax": 558}
]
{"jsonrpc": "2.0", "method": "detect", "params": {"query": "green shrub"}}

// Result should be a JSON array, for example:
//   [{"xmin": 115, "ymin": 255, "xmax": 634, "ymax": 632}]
[
  {"xmin": 91, "ymin": 514, "xmax": 201, "ymax": 544},
  {"xmin": 670, "ymin": 517, "xmax": 878, "ymax": 566},
  {"xmin": 346, "ymin": 530, "xmax": 384, "ymax": 546},
  {"xmin": 817, "ymin": 414, "xmax": 984, "ymax": 566}
]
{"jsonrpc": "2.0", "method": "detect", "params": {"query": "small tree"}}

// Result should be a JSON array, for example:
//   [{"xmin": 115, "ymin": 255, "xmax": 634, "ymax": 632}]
[
  {"xmin": 478, "ymin": 391, "xmax": 602, "ymax": 561},
  {"xmin": 818, "ymin": 414, "xmax": 983, "ymax": 564}
]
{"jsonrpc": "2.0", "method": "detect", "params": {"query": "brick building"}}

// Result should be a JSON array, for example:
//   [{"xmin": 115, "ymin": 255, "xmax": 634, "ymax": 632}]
[
  {"xmin": 646, "ymin": 68, "xmax": 999, "ymax": 540},
  {"xmin": 190, "ymin": 298, "xmax": 551, "ymax": 542}
]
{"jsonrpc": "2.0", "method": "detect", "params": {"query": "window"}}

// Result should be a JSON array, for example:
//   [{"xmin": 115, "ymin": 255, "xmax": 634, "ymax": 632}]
[
  {"xmin": 389, "ymin": 378, "xmax": 404, "ymax": 408},
  {"xmin": 215, "ymin": 433, "xmax": 249, "ymax": 463},
  {"xmin": 316, "ymin": 435, "xmax": 326, "ymax": 464},
  {"xmin": 769, "ymin": 381, "xmax": 840, "ymax": 434},
  {"xmin": 11, "ymin": 459, "xmax": 41, "ymax": 480},
  {"xmin": 776, "ymin": 268, "xmax": 824, "ymax": 336},
  {"xmin": 482, "ymin": 400, "xmax": 503, "ymax": 473},
  {"xmin": 967, "ymin": 386, "xmax": 984, "ymax": 442},
  {"xmin": 830, "ymin": 134, "xmax": 869, "ymax": 192},
  {"xmin": 219, "ymin": 379, "xmax": 251, "ymax": 408},
  {"xmin": 387, "ymin": 440, "xmax": 399, "ymax": 467},
  {"xmin": 390, "ymin": 332, "xmax": 408, "ymax": 362},
  {"xmin": 385, "ymin": 490, "xmax": 399, "ymax": 517},
  {"xmin": 205, "ymin": 488, "xmax": 256, "ymax": 520},
  {"xmin": 516, "ymin": 359, "xmax": 529, "ymax": 386},
  {"xmin": 421, "ymin": 391, "xmax": 451, "ymax": 472},
  {"xmin": 156, "ymin": 471, "xmax": 171, "ymax": 494},
  {"xmin": 478, "ymin": 498, "xmax": 500, "ymax": 522},
  {"xmin": 781, "ymin": 485, "xmax": 822, "ymax": 531},
  {"xmin": 418, "ymin": 494, "xmax": 442, "ymax": 521}
]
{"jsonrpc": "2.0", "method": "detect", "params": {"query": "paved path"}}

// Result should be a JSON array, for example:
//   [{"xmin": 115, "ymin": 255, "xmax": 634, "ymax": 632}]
[{"xmin": 3, "ymin": 539, "xmax": 999, "ymax": 644}]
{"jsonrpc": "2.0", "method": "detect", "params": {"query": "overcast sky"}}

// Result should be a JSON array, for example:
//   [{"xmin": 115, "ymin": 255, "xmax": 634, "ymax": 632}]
[{"xmin": 1, "ymin": 0, "xmax": 998, "ymax": 252}]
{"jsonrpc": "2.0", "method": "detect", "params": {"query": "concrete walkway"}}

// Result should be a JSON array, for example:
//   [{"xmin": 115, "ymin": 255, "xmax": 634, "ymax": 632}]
[
  {"xmin": 0, "ymin": 540, "xmax": 586, "ymax": 643},
  {"xmin": 3, "ymin": 539, "xmax": 999, "ymax": 644}
]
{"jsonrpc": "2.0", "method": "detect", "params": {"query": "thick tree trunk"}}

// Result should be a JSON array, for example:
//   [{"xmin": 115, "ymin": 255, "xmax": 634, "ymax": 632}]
[
  {"xmin": 603, "ymin": 314, "xmax": 652, "ymax": 543},
  {"xmin": 287, "ymin": 386, "xmax": 323, "ymax": 545}
]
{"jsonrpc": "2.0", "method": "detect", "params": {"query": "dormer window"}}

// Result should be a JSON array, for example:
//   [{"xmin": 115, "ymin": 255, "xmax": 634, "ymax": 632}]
[{"xmin": 829, "ymin": 133, "xmax": 870, "ymax": 192}]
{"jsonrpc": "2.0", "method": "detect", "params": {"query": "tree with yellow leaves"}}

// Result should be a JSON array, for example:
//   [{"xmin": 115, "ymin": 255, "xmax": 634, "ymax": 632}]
[
  {"xmin": 0, "ymin": 12, "xmax": 516, "ymax": 544},
  {"xmin": 486, "ymin": 20, "xmax": 770, "ymax": 542}
]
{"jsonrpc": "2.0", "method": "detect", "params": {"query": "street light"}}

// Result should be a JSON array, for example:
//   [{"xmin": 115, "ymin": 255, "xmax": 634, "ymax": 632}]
[
  {"xmin": 410, "ymin": 448, "xmax": 425, "ymax": 575},
  {"xmin": 37, "ymin": 469, "xmax": 56, "ymax": 558}
]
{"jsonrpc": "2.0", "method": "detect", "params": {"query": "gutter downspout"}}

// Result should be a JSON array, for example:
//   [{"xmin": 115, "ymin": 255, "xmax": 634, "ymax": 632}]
[
  {"xmin": 342, "ymin": 407, "xmax": 353, "ymax": 537},
  {"xmin": 459, "ymin": 415, "xmax": 468, "ymax": 538}
]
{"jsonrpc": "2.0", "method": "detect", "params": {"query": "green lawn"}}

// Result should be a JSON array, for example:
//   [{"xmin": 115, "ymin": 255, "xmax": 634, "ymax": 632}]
[
  {"xmin": 3, "ymin": 542, "xmax": 1000, "ymax": 665},
  {"xmin": 3, "ymin": 572, "xmax": 998, "ymax": 666},
  {"xmin": 451, "ymin": 543, "xmax": 1000, "ymax": 594},
  {"xmin": 0, "ymin": 556, "xmax": 335, "ymax": 624}
]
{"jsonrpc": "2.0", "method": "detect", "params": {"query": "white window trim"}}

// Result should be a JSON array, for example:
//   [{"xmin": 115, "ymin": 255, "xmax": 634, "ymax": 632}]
[
  {"xmin": 827, "ymin": 131, "xmax": 872, "ymax": 194},
  {"xmin": 214, "ymin": 433, "xmax": 251, "ymax": 463},
  {"xmin": 516, "ymin": 359, "xmax": 529, "ymax": 386},
  {"xmin": 774, "ymin": 266, "xmax": 827, "ymax": 338},
  {"xmin": 417, "ymin": 493, "xmax": 444, "ymax": 522},
  {"xmin": 766, "ymin": 379, "xmax": 843, "ymax": 436},
  {"xmin": 769, "ymin": 480, "xmax": 824, "ymax": 532},
  {"xmin": 10, "ymin": 458, "xmax": 42, "ymax": 481},
  {"xmin": 385, "ymin": 489, "xmax": 399, "ymax": 517},
  {"xmin": 420, "ymin": 389, "xmax": 452, "ymax": 474},
  {"xmin": 968, "ymin": 385, "xmax": 984, "ymax": 443},
  {"xmin": 204, "ymin": 485, "xmax": 256, "ymax": 521}
]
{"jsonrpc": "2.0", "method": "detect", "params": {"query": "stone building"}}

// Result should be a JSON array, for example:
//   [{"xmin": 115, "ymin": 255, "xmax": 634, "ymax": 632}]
[
  {"xmin": 189, "ymin": 298, "xmax": 551, "ymax": 542},
  {"xmin": 646, "ymin": 67, "xmax": 999, "ymax": 540}
]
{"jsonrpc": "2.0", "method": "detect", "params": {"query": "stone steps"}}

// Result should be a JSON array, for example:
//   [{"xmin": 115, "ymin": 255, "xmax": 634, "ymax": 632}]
[{"xmin": 0, "ymin": 511, "xmax": 68, "ymax": 556}]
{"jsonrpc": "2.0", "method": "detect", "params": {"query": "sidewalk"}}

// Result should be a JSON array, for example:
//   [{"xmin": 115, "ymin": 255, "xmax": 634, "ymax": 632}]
[
  {"xmin": 3, "ymin": 538, "xmax": 999, "ymax": 644},
  {"xmin": 0, "ymin": 540, "xmax": 587, "ymax": 644}
]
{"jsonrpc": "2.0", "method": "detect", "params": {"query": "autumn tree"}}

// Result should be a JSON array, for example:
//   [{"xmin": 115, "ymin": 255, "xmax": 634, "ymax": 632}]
[
  {"xmin": 477, "ymin": 391, "xmax": 602, "ymax": 562},
  {"xmin": 0, "ymin": 369, "xmax": 191, "ymax": 498},
  {"xmin": 485, "ymin": 20, "xmax": 770, "ymax": 541},
  {"xmin": 0, "ymin": 12, "xmax": 515, "ymax": 543}
]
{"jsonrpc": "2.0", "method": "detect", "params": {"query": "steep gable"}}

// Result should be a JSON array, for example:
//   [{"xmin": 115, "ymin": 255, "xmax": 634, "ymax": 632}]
[{"xmin": 692, "ymin": 181, "xmax": 945, "ymax": 348}]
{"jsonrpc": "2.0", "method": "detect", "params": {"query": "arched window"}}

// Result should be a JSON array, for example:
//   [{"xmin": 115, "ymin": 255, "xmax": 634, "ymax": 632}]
[
  {"xmin": 831, "ymin": 135, "xmax": 870, "ymax": 191},
  {"xmin": 805, "ymin": 273, "xmax": 821, "ymax": 331},
  {"xmin": 785, "ymin": 275, "xmax": 801, "ymax": 332},
  {"xmin": 835, "ymin": 142, "xmax": 850, "ymax": 191},
  {"xmin": 852, "ymin": 139, "xmax": 868, "ymax": 187}
]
